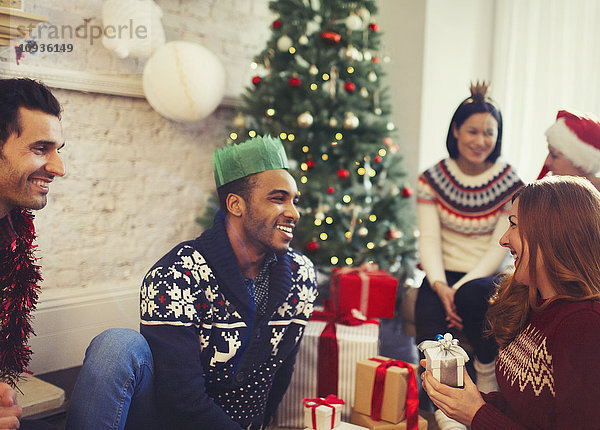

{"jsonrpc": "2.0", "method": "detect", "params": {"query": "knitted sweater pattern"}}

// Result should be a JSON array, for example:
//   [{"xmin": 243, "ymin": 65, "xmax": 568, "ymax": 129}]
[
  {"xmin": 140, "ymin": 213, "xmax": 317, "ymax": 429},
  {"xmin": 417, "ymin": 158, "xmax": 523, "ymax": 236},
  {"xmin": 472, "ymin": 299, "xmax": 600, "ymax": 430}
]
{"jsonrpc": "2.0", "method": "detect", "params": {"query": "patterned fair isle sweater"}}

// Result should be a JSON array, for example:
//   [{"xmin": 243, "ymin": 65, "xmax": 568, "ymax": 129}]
[
  {"xmin": 140, "ymin": 213, "xmax": 317, "ymax": 430},
  {"xmin": 417, "ymin": 158, "xmax": 523, "ymax": 282},
  {"xmin": 472, "ymin": 299, "xmax": 600, "ymax": 429}
]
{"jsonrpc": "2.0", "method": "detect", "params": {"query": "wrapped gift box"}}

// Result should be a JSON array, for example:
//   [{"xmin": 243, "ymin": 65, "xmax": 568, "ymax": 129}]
[
  {"xmin": 330, "ymin": 267, "xmax": 398, "ymax": 319},
  {"xmin": 418, "ymin": 333, "xmax": 469, "ymax": 388},
  {"xmin": 304, "ymin": 422, "xmax": 369, "ymax": 430},
  {"xmin": 303, "ymin": 395, "xmax": 344, "ymax": 430},
  {"xmin": 275, "ymin": 310, "xmax": 379, "ymax": 427},
  {"xmin": 351, "ymin": 410, "xmax": 428, "ymax": 430},
  {"xmin": 353, "ymin": 356, "xmax": 418, "ymax": 424}
]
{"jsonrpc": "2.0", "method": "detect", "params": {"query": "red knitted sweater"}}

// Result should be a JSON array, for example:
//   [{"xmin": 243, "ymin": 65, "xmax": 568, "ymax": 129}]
[{"xmin": 472, "ymin": 299, "xmax": 600, "ymax": 429}]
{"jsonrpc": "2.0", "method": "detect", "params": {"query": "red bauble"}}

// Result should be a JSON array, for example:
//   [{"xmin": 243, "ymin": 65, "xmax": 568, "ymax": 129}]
[
  {"xmin": 344, "ymin": 82, "xmax": 356, "ymax": 93},
  {"xmin": 337, "ymin": 168, "xmax": 350, "ymax": 179},
  {"xmin": 374, "ymin": 155, "xmax": 382, "ymax": 163},
  {"xmin": 272, "ymin": 19, "xmax": 282, "ymax": 29},
  {"xmin": 307, "ymin": 240, "xmax": 320, "ymax": 252},
  {"xmin": 327, "ymin": 186, "xmax": 335, "ymax": 194},
  {"xmin": 402, "ymin": 186, "xmax": 413, "ymax": 198},
  {"xmin": 382, "ymin": 137, "xmax": 393, "ymax": 146},
  {"xmin": 288, "ymin": 76, "xmax": 302, "ymax": 87},
  {"xmin": 320, "ymin": 30, "xmax": 341, "ymax": 45},
  {"xmin": 372, "ymin": 56, "xmax": 380, "ymax": 64},
  {"xmin": 306, "ymin": 160, "xmax": 315, "ymax": 169},
  {"xmin": 386, "ymin": 230, "xmax": 403, "ymax": 240},
  {"xmin": 369, "ymin": 23, "xmax": 380, "ymax": 32},
  {"xmin": 252, "ymin": 75, "xmax": 261, "ymax": 86}
]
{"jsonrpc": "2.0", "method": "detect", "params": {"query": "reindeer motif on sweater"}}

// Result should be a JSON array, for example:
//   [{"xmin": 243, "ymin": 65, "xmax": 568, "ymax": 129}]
[{"xmin": 139, "ymin": 213, "xmax": 318, "ymax": 429}]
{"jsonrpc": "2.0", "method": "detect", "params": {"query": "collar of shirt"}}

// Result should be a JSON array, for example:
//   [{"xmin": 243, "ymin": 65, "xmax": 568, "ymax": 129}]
[{"xmin": 244, "ymin": 253, "xmax": 278, "ymax": 314}]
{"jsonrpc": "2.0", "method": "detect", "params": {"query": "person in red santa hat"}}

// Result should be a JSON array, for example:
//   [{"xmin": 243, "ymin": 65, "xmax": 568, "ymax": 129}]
[{"xmin": 539, "ymin": 110, "xmax": 600, "ymax": 190}]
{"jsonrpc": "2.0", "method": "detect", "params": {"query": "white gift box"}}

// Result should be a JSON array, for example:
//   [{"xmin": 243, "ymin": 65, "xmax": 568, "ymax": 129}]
[
  {"xmin": 275, "ymin": 317, "xmax": 379, "ymax": 427},
  {"xmin": 303, "ymin": 398, "xmax": 342, "ymax": 430},
  {"xmin": 418, "ymin": 333, "xmax": 469, "ymax": 388}
]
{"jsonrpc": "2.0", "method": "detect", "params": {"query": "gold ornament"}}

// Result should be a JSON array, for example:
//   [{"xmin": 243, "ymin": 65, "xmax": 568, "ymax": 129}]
[
  {"xmin": 277, "ymin": 35, "xmax": 293, "ymax": 52},
  {"xmin": 232, "ymin": 112, "xmax": 246, "ymax": 129},
  {"xmin": 309, "ymin": 64, "xmax": 318, "ymax": 75},
  {"xmin": 329, "ymin": 117, "xmax": 338, "ymax": 127},
  {"xmin": 343, "ymin": 112, "xmax": 359, "ymax": 129},
  {"xmin": 345, "ymin": 13, "xmax": 363, "ymax": 31},
  {"xmin": 297, "ymin": 111, "xmax": 314, "ymax": 128},
  {"xmin": 344, "ymin": 45, "xmax": 360, "ymax": 61}
]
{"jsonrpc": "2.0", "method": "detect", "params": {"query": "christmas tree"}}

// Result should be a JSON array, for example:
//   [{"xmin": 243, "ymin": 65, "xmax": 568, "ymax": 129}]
[{"xmin": 227, "ymin": 0, "xmax": 417, "ymax": 284}]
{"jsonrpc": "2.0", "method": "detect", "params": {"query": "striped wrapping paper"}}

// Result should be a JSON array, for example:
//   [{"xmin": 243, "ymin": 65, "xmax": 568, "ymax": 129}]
[{"xmin": 275, "ymin": 319, "xmax": 379, "ymax": 428}]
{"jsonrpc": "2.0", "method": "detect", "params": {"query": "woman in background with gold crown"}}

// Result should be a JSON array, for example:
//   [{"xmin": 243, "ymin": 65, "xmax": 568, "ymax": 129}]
[{"xmin": 415, "ymin": 82, "xmax": 523, "ymax": 430}]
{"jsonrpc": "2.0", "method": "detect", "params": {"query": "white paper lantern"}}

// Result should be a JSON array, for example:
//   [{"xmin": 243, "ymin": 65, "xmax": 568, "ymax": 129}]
[
  {"xmin": 102, "ymin": 0, "xmax": 165, "ymax": 59},
  {"xmin": 143, "ymin": 41, "xmax": 226, "ymax": 122}
]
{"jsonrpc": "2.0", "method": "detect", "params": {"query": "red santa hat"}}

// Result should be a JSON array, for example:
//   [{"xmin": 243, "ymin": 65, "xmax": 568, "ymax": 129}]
[{"xmin": 545, "ymin": 110, "xmax": 600, "ymax": 174}]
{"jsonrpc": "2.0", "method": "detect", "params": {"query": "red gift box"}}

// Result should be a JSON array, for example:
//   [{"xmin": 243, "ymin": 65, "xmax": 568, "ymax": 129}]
[{"xmin": 331, "ymin": 267, "xmax": 398, "ymax": 319}]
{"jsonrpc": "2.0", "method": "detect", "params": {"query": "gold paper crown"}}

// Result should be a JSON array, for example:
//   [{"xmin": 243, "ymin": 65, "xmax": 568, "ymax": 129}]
[{"xmin": 467, "ymin": 80, "xmax": 491, "ymax": 103}]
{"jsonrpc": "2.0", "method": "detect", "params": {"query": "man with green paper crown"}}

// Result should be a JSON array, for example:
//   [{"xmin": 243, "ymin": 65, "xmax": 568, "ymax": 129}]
[{"xmin": 67, "ymin": 135, "xmax": 318, "ymax": 430}]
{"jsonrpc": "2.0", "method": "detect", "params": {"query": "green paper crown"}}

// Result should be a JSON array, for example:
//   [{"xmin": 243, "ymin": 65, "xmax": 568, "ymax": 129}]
[{"xmin": 213, "ymin": 135, "xmax": 289, "ymax": 188}]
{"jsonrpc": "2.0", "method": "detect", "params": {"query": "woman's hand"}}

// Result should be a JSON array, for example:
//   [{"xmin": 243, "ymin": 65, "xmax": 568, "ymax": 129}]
[
  {"xmin": 420, "ymin": 360, "xmax": 484, "ymax": 426},
  {"xmin": 0, "ymin": 383, "xmax": 21, "ymax": 430},
  {"xmin": 433, "ymin": 281, "xmax": 463, "ymax": 330}
]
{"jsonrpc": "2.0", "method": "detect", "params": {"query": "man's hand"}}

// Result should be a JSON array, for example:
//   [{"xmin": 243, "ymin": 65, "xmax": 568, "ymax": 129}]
[
  {"xmin": 0, "ymin": 383, "xmax": 21, "ymax": 429},
  {"xmin": 433, "ymin": 281, "xmax": 463, "ymax": 331},
  {"xmin": 420, "ymin": 360, "xmax": 484, "ymax": 426}
]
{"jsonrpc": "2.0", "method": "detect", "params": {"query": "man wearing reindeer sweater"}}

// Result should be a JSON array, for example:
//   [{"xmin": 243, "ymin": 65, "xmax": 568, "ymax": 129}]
[{"xmin": 140, "ymin": 135, "xmax": 317, "ymax": 429}]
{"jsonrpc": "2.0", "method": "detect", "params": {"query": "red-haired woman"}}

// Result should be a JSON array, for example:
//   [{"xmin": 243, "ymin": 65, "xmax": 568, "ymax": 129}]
[{"xmin": 422, "ymin": 176, "xmax": 600, "ymax": 429}]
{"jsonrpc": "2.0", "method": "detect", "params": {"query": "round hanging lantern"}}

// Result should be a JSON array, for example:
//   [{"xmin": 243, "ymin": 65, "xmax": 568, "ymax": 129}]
[
  {"xmin": 143, "ymin": 41, "xmax": 226, "ymax": 122},
  {"xmin": 102, "ymin": 0, "xmax": 165, "ymax": 59}
]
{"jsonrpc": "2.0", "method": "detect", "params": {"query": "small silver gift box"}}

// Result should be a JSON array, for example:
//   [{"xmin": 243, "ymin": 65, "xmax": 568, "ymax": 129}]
[{"xmin": 418, "ymin": 333, "xmax": 469, "ymax": 388}]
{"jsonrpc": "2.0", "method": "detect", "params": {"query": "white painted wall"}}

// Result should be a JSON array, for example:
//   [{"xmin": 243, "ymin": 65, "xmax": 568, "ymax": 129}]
[
  {"xmin": 378, "ymin": 0, "xmax": 426, "ymax": 188},
  {"xmin": 418, "ymin": 0, "xmax": 495, "ymax": 173}
]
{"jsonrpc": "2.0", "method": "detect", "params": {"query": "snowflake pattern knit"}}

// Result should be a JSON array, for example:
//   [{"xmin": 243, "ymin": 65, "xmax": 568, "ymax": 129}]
[
  {"xmin": 140, "ymin": 213, "xmax": 318, "ymax": 429},
  {"xmin": 472, "ymin": 299, "xmax": 600, "ymax": 430}
]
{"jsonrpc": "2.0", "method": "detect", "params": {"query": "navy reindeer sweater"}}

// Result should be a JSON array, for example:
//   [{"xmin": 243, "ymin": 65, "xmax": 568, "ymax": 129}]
[{"xmin": 140, "ymin": 212, "xmax": 317, "ymax": 429}]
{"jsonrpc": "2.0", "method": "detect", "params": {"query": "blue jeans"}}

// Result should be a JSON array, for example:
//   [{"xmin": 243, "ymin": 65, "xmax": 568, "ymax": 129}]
[{"xmin": 66, "ymin": 328, "xmax": 162, "ymax": 430}]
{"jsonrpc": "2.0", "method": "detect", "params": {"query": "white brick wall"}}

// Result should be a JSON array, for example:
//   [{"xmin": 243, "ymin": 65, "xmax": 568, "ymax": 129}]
[{"xmin": 12, "ymin": 0, "xmax": 275, "ymax": 373}]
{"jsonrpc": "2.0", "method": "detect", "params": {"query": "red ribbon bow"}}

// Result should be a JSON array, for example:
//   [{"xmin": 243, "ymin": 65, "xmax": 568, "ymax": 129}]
[
  {"xmin": 302, "ymin": 394, "xmax": 345, "ymax": 429},
  {"xmin": 369, "ymin": 358, "xmax": 419, "ymax": 430},
  {"xmin": 310, "ymin": 300, "xmax": 378, "ymax": 397}
]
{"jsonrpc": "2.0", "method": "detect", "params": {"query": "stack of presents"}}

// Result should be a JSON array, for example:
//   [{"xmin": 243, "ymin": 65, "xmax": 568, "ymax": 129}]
[{"xmin": 275, "ymin": 266, "xmax": 429, "ymax": 429}]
